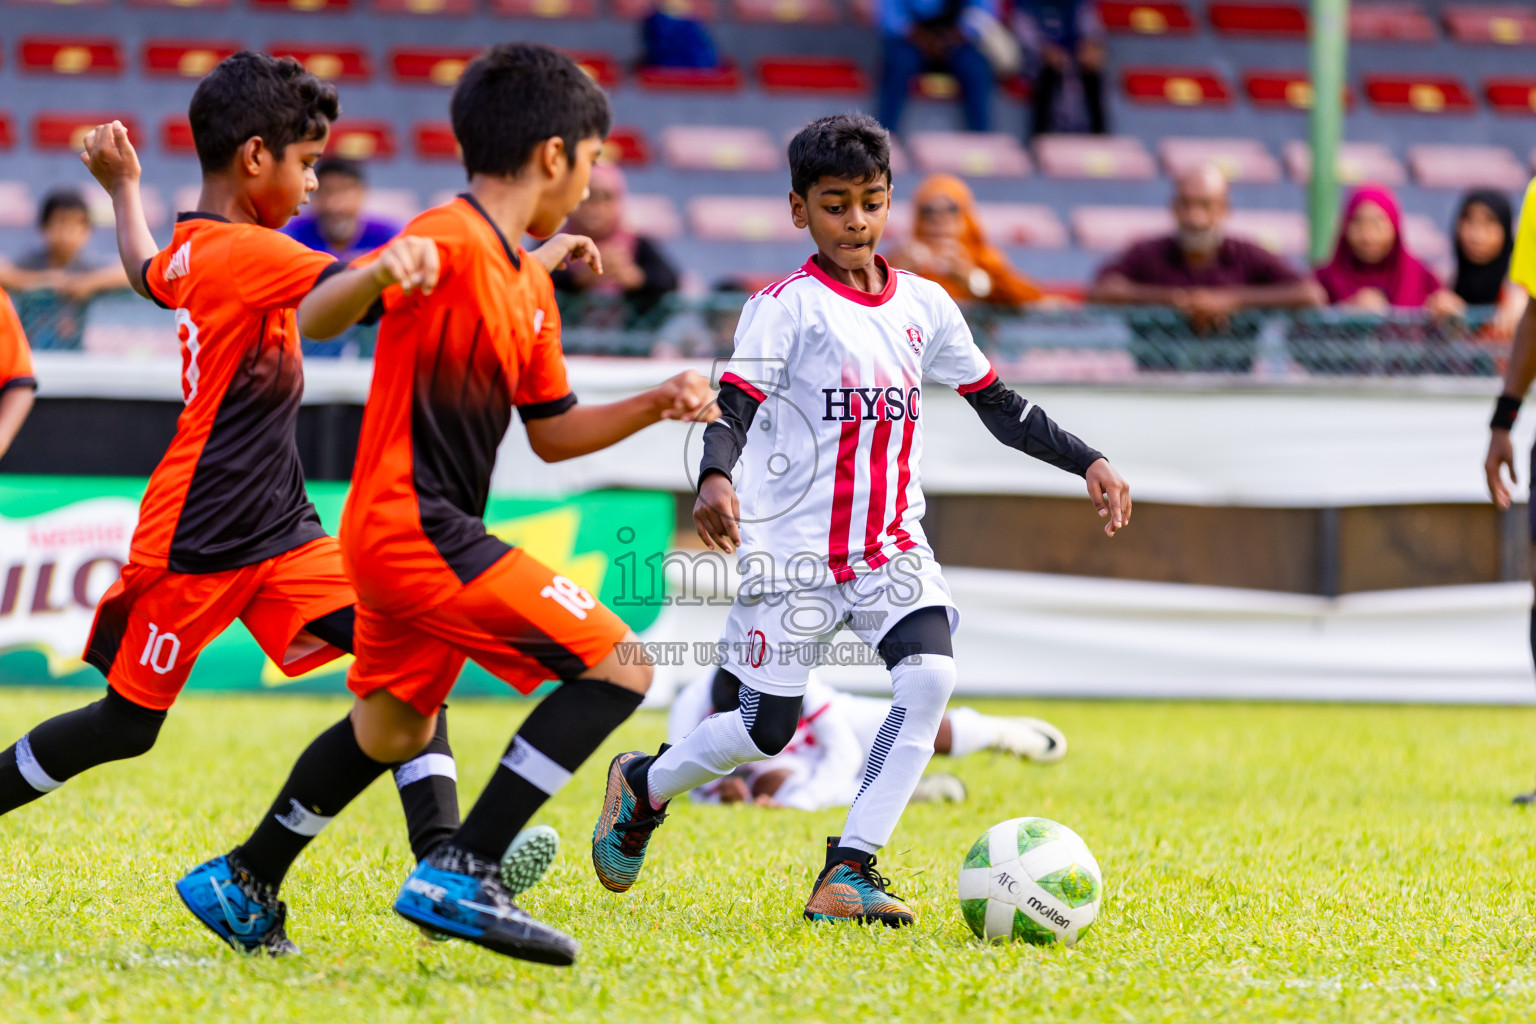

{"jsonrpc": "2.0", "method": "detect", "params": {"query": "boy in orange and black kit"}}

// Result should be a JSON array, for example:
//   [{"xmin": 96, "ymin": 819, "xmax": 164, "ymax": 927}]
[
  {"xmin": 0, "ymin": 52, "xmax": 458, "ymax": 955},
  {"xmin": 177, "ymin": 43, "xmax": 715, "ymax": 966}
]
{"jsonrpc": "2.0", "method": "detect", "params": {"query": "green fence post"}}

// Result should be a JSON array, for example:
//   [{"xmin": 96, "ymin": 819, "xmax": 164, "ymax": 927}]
[{"xmin": 1308, "ymin": 0, "xmax": 1348, "ymax": 265}]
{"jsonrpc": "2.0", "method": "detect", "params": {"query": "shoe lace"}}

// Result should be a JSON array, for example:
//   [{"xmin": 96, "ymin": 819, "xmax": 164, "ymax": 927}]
[
  {"xmin": 851, "ymin": 857, "xmax": 901, "ymax": 900},
  {"xmin": 613, "ymin": 808, "xmax": 668, "ymax": 856}
]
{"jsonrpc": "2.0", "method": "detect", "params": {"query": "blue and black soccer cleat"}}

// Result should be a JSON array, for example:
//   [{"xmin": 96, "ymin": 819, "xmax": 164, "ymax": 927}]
[
  {"xmin": 590, "ymin": 748, "xmax": 669, "ymax": 894},
  {"xmin": 393, "ymin": 843, "xmax": 578, "ymax": 966},
  {"xmin": 175, "ymin": 853, "xmax": 298, "ymax": 956}
]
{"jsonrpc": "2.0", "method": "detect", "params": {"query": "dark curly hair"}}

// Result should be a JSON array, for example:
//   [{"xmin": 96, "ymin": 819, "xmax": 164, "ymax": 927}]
[
  {"xmin": 788, "ymin": 113, "xmax": 892, "ymax": 197},
  {"xmin": 188, "ymin": 51, "xmax": 340, "ymax": 174}
]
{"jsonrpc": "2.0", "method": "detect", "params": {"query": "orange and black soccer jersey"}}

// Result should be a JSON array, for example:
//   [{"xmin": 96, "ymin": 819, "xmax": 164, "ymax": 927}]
[
  {"xmin": 0, "ymin": 286, "xmax": 36, "ymax": 395},
  {"xmin": 341, "ymin": 195, "xmax": 575, "ymax": 615},
  {"xmin": 135, "ymin": 213, "xmax": 341, "ymax": 574}
]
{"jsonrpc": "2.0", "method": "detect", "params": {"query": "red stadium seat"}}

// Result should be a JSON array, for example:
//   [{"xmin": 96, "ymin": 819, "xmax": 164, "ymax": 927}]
[
  {"xmin": 0, "ymin": 115, "xmax": 13, "ymax": 151},
  {"xmin": 412, "ymin": 122, "xmax": 458, "ymax": 160},
  {"xmin": 491, "ymin": 0, "xmax": 596, "ymax": 17},
  {"xmin": 249, "ymin": 0, "xmax": 351, "ymax": 11},
  {"xmin": 390, "ymin": 47, "xmax": 477, "ymax": 86},
  {"xmin": 1349, "ymin": 2, "xmax": 1437, "ymax": 41},
  {"xmin": 1097, "ymin": 1, "xmax": 1196, "ymax": 35},
  {"xmin": 974, "ymin": 203, "xmax": 1068, "ymax": 248},
  {"xmin": 1034, "ymin": 135, "xmax": 1157, "ymax": 180},
  {"xmin": 33, "ymin": 112, "xmax": 139, "ymax": 152},
  {"xmin": 268, "ymin": 45, "xmax": 372, "ymax": 82},
  {"xmin": 1070, "ymin": 205, "xmax": 1173, "ymax": 251},
  {"xmin": 1209, "ymin": 2, "xmax": 1307, "ymax": 36},
  {"xmin": 614, "ymin": 0, "xmax": 715, "ymax": 17},
  {"xmin": 908, "ymin": 131, "xmax": 1031, "ymax": 177},
  {"xmin": 687, "ymin": 196, "xmax": 800, "ymax": 242},
  {"xmin": 1444, "ymin": 5, "xmax": 1536, "ymax": 45},
  {"xmin": 568, "ymin": 51, "xmax": 622, "ymax": 87},
  {"xmin": 1244, "ymin": 70, "xmax": 1354, "ymax": 110},
  {"xmin": 733, "ymin": 0, "xmax": 837, "ymax": 23},
  {"xmin": 1363, "ymin": 74, "xmax": 1474, "ymax": 114},
  {"xmin": 661, "ymin": 126, "xmax": 779, "ymax": 171},
  {"xmin": 623, "ymin": 195, "xmax": 683, "ymax": 239},
  {"xmin": 1225, "ymin": 210, "xmax": 1307, "ymax": 255},
  {"xmin": 1158, "ymin": 137, "xmax": 1282, "ymax": 183},
  {"xmin": 757, "ymin": 57, "xmax": 866, "ymax": 93},
  {"xmin": 1283, "ymin": 140, "xmax": 1406, "ymax": 185},
  {"xmin": 326, "ymin": 121, "xmax": 396, "ymax": 160},
  {"xmin": 602, "ymin": 126, "xmax": 651, "ymax": 165},
  {"xmin": 1408, "ymin": 144, "xmax": 1528, "ymax": 189},
  {"xmin": 19, "ymin": 37, "xmax": 124, "ymax": 76},
  {"xmin": 0, "ymin": 183, "xmax": 32, "ymax": 229},
  {"xmin": 1120, "ymin": 67, "xmax": 1231, "ymax": 106},
  {"xmin": 638, "ymin": 64, "xmax": 741, "ymax": 91},
  {"xmin": 143, "ymin": 40, "xmax": 241, "ymax": 79},
  {"xmin": 161, "ymin": 115, "xmax": 196, "ymax": 155},
  {"xmin": 371, "ymin": 0, "xmax": 476, "ymax": 14},
  {"xmin": 1486, "ymin": 77, "xmax": 1536, "ymax": 114}
]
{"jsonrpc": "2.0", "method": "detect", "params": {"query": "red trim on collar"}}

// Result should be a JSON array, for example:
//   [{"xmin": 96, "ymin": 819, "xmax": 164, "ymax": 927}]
[{"xmin": 802, "ymin": 253, "xmax": 897, "ymax": 306}]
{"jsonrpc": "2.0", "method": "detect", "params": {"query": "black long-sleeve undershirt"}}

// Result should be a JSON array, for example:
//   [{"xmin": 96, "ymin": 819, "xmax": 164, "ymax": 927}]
[
  {"xmin": 962, "ymin": 379, "xmax": 1103, "ymax": 476},
  {"xmin": 698, "ymin": 380, "xmax": 760, "ymax": 485}
]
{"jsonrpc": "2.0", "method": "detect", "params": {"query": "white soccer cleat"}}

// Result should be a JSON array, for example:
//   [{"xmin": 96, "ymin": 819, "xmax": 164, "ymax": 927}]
[
  {"xmin": 909, "ymin": 772, "xmax": 968, "ymax": 804},
  {"xmin": 992, "ymin": 717, "xmax": 1068, "ymax": 762}
]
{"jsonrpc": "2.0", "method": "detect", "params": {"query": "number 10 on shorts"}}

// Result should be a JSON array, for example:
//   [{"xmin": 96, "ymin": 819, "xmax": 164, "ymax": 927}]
[
  {"xmin": 139, "ymin": 623, "xmax": 181, "ymax": 675},
  {"xmin": 541, "ymin": 575, "xmax": 596, "ymax": 619}
]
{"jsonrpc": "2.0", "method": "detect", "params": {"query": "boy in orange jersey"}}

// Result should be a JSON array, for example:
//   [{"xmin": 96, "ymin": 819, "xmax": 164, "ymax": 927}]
[
  {"xmin": 0, "ymin": 285, "xmax": 36, "ymax": 460},
  {"xmin": 0, "ymin": 52, "xmax": 461, "ymax": 956},
  {"xmin": 177, "ymin": 43, "xmax": 716, "ymax": 966}
]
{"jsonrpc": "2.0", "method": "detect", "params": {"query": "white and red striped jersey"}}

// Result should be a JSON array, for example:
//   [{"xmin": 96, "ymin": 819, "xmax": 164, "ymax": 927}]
[{"xmin": 711, "ymin": 254, "xmax": 993, "ymax": 592}]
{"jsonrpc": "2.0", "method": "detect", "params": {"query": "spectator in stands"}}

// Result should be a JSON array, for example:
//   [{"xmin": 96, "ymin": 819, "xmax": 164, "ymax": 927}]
[
  {"xmin": 1014, "ymin": 0, "xmax": 1107, "ymax": 137},
  {"xmin": 640, "ymin": 3, "xmax": 721, "ymax": 69},
  {"xmin": 550, "ymin": 164, "xmax": 679, "ymax": 320},
  {"xmin": 282, "ymin": 157, "xmax": 399, "ymax": 261},
  {"xmin": 1452, "ymin": 188, "xmax": 1525, "ymax": 337},
  {"xmin": 879, "ymin": 0, "xmax": 996, "ymax": 133},
  {"xmin": 0, "ymin": 190, "xmax": 128, "ymax": 351},
  {"xmin": 1316, "ymin": 184, "xmax": 1462, "ymax": 316},
  {"xmin": 888, "ymin": 174, "xmax": 1043, "ymax": 306},
  {"xmin": 1089, "ymin": 165, "xmax": 1323, "ymax": 331}
]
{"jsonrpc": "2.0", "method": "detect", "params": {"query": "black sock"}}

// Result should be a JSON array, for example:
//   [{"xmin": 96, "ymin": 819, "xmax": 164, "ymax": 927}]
[
  {"xmin": 820, "ymin": 835, "xmax": 872, "ymax": 879},
  {"xmin": 1528, "ymin": 604, "xmax": 1535, "ymax": 674},
  {"xmin": 0, "ymin": 687, "xmax": 165, "ymax": 815},
  {"xmin": 392, "ymin": 706, "xmax": 460, "ymax": 862},
  {"xmin": 453, "ymin": 678, "xmax": 643, "ymax": 862},
  {"xmin": 234, "ymin": 716, "xmax": 391, "ymax": 889}
]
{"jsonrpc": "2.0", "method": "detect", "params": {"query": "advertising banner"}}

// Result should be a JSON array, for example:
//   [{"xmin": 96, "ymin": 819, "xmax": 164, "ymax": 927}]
[{"xmin": 0, "ymin": 476, "xmax": 673, "ymax": 698}]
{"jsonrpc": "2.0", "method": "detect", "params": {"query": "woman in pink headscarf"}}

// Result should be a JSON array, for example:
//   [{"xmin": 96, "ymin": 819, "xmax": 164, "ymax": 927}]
[
  {"xmin": 1315, "ymin": 184, "xmax": 1464, "ymax": 315},
  {"xmin": 550, "ymin": 163, "xmax": 678, "ymax": 317}
]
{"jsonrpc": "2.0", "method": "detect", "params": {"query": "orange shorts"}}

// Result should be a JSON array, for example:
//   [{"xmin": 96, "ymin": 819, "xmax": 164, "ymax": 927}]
[
  {"xmin": 347, "ymin": 547, "xmax": 630, "ymax": 716},
  {"xmin": 83, "ymin": 536, "xmax": 355, "ymax": 710}
]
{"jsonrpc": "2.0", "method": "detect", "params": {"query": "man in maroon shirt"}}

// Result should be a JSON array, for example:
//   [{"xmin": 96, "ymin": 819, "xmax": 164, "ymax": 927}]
[{"xmin": 1089, "ymin": 164, "xmax": 1324, "ymax": 331}]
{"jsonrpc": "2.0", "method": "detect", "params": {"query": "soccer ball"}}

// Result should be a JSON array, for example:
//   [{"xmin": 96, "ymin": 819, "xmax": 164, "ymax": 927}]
[{"xmin": 957, "ymin": 817, "xmax": 1102, "ymax": 946}]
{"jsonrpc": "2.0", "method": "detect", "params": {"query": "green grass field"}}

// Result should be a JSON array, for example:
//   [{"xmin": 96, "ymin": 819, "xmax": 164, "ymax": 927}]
[{"xmin": 2, "ymin": 690, "xmax": 1536, "ymax": 1023}]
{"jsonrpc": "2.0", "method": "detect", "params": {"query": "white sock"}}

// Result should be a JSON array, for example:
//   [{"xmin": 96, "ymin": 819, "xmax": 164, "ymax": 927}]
[
  {"xmin": 647, "ymin": 709, "xmax": 764, "ymax": 807},
  {"xmin": 944, "ymin": 707, "xmax": 998, "ymax": 759},
  {"xmin": 841, "ymin": 654, "xmax": 957, "ymax": 853}
]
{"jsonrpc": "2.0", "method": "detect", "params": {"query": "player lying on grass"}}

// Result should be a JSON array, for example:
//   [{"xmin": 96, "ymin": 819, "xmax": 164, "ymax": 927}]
[
  {"xmin": 0, "ymin": 54, "xmax": 482, "ymax": 955},
  {"xmin": 592, "ymin": 113, "xmax": 1130, "ymax": 928},
  {"xmin": 670, "ymin": 670, "xmax": 1066, "ymax": 810},
  {"xmin": 176, "ymin": 43, "xmax": 716, "ymax": 967}
]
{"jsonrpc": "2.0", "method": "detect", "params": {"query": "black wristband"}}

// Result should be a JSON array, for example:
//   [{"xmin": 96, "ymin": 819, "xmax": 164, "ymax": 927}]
[{"xmin": 1492, "ymin": 394, "xmax": 1523, "ymax": 431}]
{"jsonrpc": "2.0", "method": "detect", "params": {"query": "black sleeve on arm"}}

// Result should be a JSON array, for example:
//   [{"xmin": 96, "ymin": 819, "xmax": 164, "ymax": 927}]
[
  {"xmin": 962, "ymin": 379, "xmax": 1103, "ymax": 476},
  {"xmin": 698, "ymin": 379, "xmax": 762, "ymax": 485},
  {"xmin": 140, "ymin": 259, "xmax": 170, "ymax": 310}
]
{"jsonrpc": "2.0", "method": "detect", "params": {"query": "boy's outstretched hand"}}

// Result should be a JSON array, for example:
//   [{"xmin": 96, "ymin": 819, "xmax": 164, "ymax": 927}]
[
  {"xmin": 695, "ymin": 472, "xmax": 741, "ymax": 553},
  {"xmin": 372, "ymin": 236, "xmax": 441, "ymax": 297},
  {"xmin": 653, "ymin": 370, "xmax": 718, "ymax": 423},
  {"xmin": 1086, "ymin": 458, "xmax": 1131, "ymax": 537},
  {"xmin": 79, "ymin": 121, "xmax": 141, "ymax": 194},
  {"xmin": 530, "ymin": 233, "xmax": 602, "ymax": 276}
]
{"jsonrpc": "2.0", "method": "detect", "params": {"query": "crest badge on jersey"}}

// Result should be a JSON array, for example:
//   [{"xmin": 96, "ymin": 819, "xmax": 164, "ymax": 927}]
[{"xmin": 903, "ymin": 323, "xmax": 924, "ymax": 356}]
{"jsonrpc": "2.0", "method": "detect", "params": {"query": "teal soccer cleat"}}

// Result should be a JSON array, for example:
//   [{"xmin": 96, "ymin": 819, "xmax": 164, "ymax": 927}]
[
  {"xmin": 590, "ymin": 748, "xmax": 669, "ymax": 894},
  {"xmin": 175, "ymin": 853, "xmax": 298, "ymax": 956}
]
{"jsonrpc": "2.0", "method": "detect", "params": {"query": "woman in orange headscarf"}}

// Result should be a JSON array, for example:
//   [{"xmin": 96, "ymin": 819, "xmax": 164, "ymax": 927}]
[{"xmin": 888, "ymin": 174, "xmax": 1044, "ymax": 307}]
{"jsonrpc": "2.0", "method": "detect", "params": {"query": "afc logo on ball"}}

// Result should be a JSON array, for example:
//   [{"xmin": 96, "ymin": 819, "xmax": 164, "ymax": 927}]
[{"xmin": 902, "ymin": 322, "xmax": 924, "ymax": 356}]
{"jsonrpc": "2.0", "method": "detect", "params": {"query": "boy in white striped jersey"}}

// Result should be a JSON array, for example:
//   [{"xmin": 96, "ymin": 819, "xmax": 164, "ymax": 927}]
[{"xmin": 591, "ymin": 113, "xmax": 1130, "ymax": 926}]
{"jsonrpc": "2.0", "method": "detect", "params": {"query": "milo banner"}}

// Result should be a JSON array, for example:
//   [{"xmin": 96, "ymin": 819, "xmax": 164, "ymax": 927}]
[{"xmin": 0, "ymin": 476, "xmax": 672, "ymax": 697}]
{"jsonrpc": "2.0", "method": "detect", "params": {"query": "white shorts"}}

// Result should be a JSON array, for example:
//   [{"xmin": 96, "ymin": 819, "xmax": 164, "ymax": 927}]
[{"xmin": 720, "ymin": 551, "xmax": 959, "ymax": 698}]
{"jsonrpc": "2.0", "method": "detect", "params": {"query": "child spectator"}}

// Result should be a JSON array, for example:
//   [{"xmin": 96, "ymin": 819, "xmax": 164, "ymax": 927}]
[
  {"xmin": 1316, "ymin": 184, "xmax": 1462, "ymax": 316},
  {"xmin": 1451, "ymin": 188, "xmax": 1524, "ymax": 337},
  {"xmin": 0, "ymin": 190, "xmax": 128, "ymax": 350}
]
